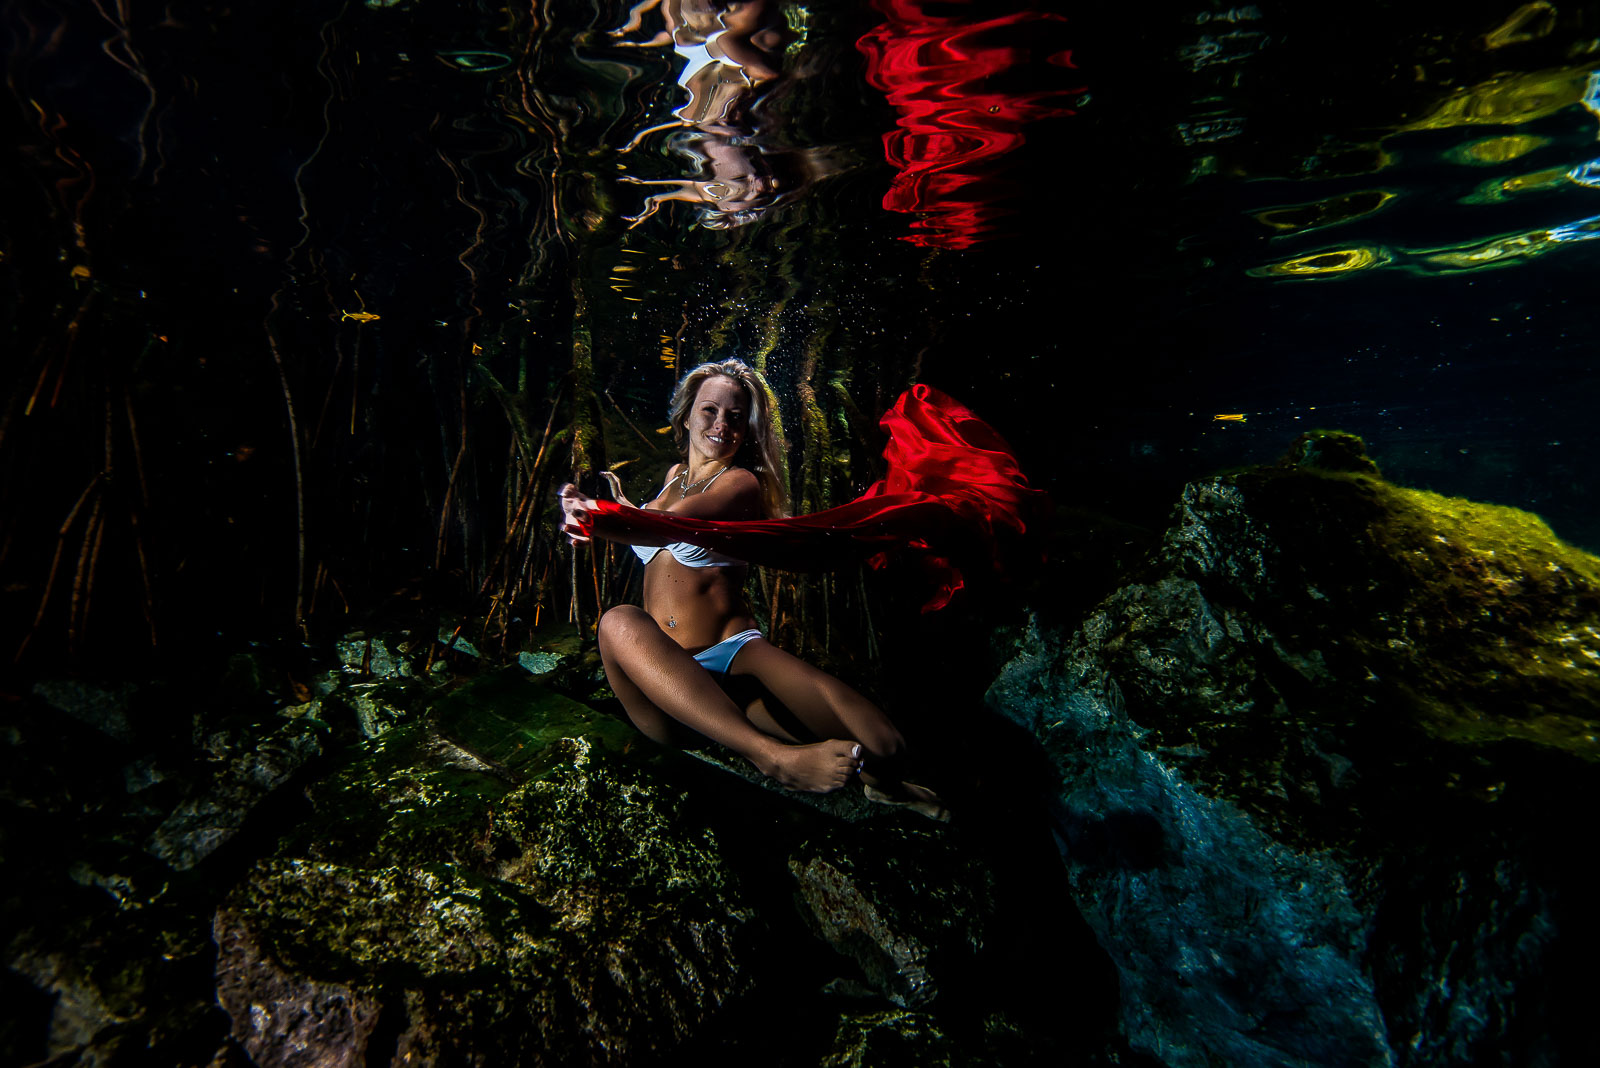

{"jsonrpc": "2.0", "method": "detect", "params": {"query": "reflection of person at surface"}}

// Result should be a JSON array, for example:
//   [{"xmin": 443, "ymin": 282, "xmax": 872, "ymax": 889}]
[
  {"xmin": 619, "ymin": 137, "xmax": 799, "ymax": 229},
  {"xmin": 612, "ymin": 0, "xmax": 786, "ymax": 86},
  {"xmin": 558, "ymin": 360, "xmax": 944, "ymax": 816},
  {"xmin": 610, "ymin": 0, "xmax": 813, "ymax": 229}
]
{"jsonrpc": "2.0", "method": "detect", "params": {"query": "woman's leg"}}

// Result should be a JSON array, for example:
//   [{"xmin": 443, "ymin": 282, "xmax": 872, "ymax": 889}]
[
  {"xmin": 596, "ymin": 606, "xmax": 861, "ymax": 792},
  {"xmin": 726, "ymin": 637, "xmax": 904, "ymax": 762},
  {"xmin": 728, "ymin": 638, "xmax": 948, "ymax": 818}
]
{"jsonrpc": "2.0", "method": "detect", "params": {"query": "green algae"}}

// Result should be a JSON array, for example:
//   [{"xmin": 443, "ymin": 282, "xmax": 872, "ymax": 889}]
[
  {"xmin": 428, "ymin": 669, "xmax": 637, "ymax": 776},
  {"xmin": 298, "ymin": 672, "xmax": 639, "ymax": 868}
]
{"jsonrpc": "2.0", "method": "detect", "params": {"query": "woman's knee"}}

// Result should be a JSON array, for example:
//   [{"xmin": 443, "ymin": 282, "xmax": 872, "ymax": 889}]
[{"xmin": 597, "ymin": 604, "xmax": 652, "ymax": 655}]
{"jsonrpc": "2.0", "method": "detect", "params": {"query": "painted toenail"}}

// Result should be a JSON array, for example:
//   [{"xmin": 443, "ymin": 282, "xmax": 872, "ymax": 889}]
[{"xmin": 851, "ymin": 744, "xmax": 862, "ymax": 758}]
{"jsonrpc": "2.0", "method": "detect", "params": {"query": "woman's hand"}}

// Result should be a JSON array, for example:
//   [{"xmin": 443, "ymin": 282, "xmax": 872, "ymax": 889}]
[
  {"xmin": 599, "ymin": 470, "xmax": 635, "ymax": 508},
  {"xmin": 558, "ymin": 484, "xmax": 595, "ymax": 544}
]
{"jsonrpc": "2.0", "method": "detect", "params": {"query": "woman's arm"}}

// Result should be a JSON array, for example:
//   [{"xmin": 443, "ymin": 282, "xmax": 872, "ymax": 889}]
[{"xmin": 558, "ymin": 466, "xmax": 761, "ymax": 544}]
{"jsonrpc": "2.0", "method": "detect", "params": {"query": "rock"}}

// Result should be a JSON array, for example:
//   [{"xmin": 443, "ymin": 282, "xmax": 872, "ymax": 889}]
[
  {"xmin": 819, "ymin": 1008, "xmax": 1052, "ymax": 1068},
  {"xmin": 146, "ymin": 720, "xmax": 324, "ymax": 870},
  {"xmin": 213, "ymin": 906, "xmax": 381, "ymax": 1068},
  {"xmin": 822, "ymin": 1009, "xmax": 956, "ymax": 1068},
  {"xmin": 517, "ymin": 649, "xmax": 564, "ymax": 675},
  {"xmin": 790, "ymin": 824, "xmax": 991, "ymax": 1007},
  {"xmin": 324, "ymin": 678, "xmax": 428, "ymax": 738},
  {"xmin": 31, "ymin": 680, "xmax": 137, "ymax": 742},
  {"xmin": 987, "ymin": 462, "xmax": 1600, "ymax": 1066},
  {"xmin": 9, "ymin": 944, "xmax": 132, "ymax": 1060},
  {"xmin": 334, "ymin": 632, "xmax": 415, "ymax": 679},
  {"xmin": 436, "ymin": 627, "xmax": 480, "ymax": 657},
  {"xmin": 1284, "ymin": 428, "xmax": 1382, "ymax": 476},
  {"xmin": 216, "ymin": 676, "xmax": 753, "ymax": 1066}
]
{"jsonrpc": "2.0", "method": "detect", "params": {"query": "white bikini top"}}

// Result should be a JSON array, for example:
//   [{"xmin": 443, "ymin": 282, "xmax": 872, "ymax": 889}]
[
  {"xmin": 630, "ymin": 464, "xmax": 746, "ymax": 568},
  {"xmin": 631, "ymin": 541, "xmax": 746, "ymax": 568}
]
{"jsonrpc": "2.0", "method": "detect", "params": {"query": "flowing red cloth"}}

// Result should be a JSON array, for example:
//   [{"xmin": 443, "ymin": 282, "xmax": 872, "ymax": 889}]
[{"xmin": 580, "ymin": 385, "xmax": 1046, "ymax": 611}]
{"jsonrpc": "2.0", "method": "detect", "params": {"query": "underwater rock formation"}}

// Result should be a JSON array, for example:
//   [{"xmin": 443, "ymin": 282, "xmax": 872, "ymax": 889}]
[
  {"xmin": 987, "ymin": 434, "xmax": 1599, "ymax": 1066},
  {"xmin": 10, "ymin": 624, "xmax": 1097, "ymax": 1068}
]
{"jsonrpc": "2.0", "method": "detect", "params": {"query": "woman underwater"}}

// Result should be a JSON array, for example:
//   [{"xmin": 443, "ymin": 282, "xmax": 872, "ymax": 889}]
[{"xmin": 558, "ymin": 359, "xmax": 944, "ymax": 812}]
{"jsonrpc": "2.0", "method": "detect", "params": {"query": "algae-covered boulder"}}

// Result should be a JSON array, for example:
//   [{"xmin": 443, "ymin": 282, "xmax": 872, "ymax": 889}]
[
  {"xmin": 215, "ymin": 675, "xmax": 752, "ymax": 1067},
  {"xmin": 987, "ymin": 447, "xmax": 1599, "ymax": 1067}
]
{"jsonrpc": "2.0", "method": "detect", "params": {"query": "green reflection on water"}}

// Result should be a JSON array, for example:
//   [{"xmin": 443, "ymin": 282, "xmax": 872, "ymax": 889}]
[
  {"xmin": 1459, "ymin": 166, "xmax": 1571, "ymax": 204},
  {"xmin": 1253, "ymin": 190, "xmax": 1395, "ymax": 236},
  {"xmin": 437, "ymin": 51, "xmax": 513, "ymax": 72}
]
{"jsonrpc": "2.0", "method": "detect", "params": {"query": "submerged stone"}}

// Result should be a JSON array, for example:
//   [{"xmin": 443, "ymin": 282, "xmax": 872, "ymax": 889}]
[
  {"xmin": 1283, "ymin": 428, "xmax": 1382, "ymax": 476},
  {"xmin": 822, "ymin": 1010, "xmax": 956, "ymax": 1068},
  {"xmin": 334, "ymin": 631, "xmax": 417, "ymax": 679},
  {"xmin": 790, "ymin": 824, "xmax": 991, "ymax": 1008},
  {"xmin": 988, "ymin": 461, "xmax": 1599, "ymax": 1066},
  {"xmin": 31, "ymin": 680, "xmax": 137, "ymax": 743},
  {"xmin": 145, "ymin": 720, "xmax": 324, "ymax": 871}
]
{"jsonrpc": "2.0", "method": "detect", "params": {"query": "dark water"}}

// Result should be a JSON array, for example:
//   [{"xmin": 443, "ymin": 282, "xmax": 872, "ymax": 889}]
[{"xmin": 3, "ymin": 0, "xmax": 1598, "ymax": 663}]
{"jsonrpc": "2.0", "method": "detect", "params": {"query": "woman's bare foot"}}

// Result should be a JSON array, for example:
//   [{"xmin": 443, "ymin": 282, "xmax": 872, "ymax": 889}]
[
  {"xmin": 862, "ymin": 778, "xmax": 951, "ymax": 822},
  {"xmin": 757, "ymin": 740, "xmax": 862, "ymax": 793}
]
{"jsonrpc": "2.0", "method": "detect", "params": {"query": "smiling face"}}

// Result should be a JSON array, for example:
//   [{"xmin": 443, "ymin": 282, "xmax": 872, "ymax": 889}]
[{"xmin": 686, "ymin": 375, "xmax": 749, "ymax": 466}]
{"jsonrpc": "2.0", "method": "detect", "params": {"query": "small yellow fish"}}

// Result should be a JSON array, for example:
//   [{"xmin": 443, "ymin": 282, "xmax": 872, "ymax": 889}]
[
  {"xmin": 340, "ymin": 310, "xmax": 381, "ymax": 323},
  {"xmin": 1213, "ymin": 413, "xmax": 1247, "ymax": 423}
]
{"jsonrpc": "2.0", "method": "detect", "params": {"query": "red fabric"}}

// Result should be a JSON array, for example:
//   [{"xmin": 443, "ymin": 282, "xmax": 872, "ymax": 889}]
[
  {"xmin": 855, "ymin": 0, "xmax": 1083, "ymax": 249},
  {"xmin": 582, "ymin": 385, "xmax": 1046, "ymax": 611}
]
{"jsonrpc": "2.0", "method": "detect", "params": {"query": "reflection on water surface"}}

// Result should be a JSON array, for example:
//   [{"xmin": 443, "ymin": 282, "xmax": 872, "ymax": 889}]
[{"xmin": 1, "ymin": 0, "xmax": 1597, "ymax": 655}]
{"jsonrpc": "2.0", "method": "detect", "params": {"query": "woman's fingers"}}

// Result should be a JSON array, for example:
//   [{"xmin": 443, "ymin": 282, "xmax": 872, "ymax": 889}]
[{"xmin": 599, "ymin": 470, "xmax": 634, "ymax": 507}]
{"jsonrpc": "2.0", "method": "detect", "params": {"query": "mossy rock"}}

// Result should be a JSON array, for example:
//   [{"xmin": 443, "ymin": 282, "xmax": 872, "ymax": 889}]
[
  {"xmin": 1212, "ymin": 466, "xmax": 1600, "ymax": 761},
  {"xmin": 1282, "ymin": 429, "xmax": 1382, "ymax": 476},
  {"xmin": 220, "ymin": 736, "xmax": 752, "ymax": 1066}
]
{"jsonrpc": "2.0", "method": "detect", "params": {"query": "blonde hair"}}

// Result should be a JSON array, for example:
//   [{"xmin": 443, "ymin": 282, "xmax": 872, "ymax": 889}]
[{"xmin": 668, "ymin": 359, "xmax": 789, "ymax": 518}]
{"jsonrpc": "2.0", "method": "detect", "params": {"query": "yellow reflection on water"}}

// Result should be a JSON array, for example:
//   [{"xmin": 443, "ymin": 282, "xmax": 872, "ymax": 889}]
[
  {"xmin": 1248, "ymin": 247, "xmax": 1389, "ymax": 278},
  {"xmin": 1399, "ymin": 66, "xmax": 1592, "ymax": 131},
  {"xmin": 1253, "ymin": 190, "xmax": 1394, "ymax": 234},
  {"xmin": 1416, "ymin": 232, "xmax": 1554, "ymax": 271},
  {"xmin": 1448, "ymin": 134, "xmax": 1551, "ymax": 165},
  {"xmin": 1481, "ymin": 2, "xmax": 1558, "ymax": 51}
]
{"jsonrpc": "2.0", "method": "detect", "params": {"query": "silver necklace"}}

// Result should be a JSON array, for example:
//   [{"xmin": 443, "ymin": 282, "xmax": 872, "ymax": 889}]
[{"xmin": 677, "ymin": 463, "xmax": 726, "ymax": 495}]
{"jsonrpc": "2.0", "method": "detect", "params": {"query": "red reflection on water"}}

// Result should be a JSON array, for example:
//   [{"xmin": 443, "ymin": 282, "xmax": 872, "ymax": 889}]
[{"xmin": 857, "ymin": 0, "xmax": 1083, "ymax": 249}]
